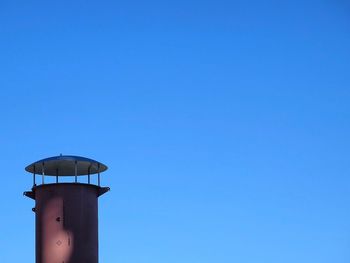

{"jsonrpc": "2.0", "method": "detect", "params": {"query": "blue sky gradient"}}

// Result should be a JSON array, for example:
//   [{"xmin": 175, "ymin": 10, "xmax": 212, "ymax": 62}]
[{"xmin": 1, "ymin": 1, "xmax": 350, "ymax": 262}]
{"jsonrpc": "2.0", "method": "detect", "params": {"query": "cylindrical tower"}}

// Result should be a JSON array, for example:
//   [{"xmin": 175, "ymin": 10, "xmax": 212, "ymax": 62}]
[{"xmin": 24, "ymin": 155, "xmax": 110, "ymax": 263}]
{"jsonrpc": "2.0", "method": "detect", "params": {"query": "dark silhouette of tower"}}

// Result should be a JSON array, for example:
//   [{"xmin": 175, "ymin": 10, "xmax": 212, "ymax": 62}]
[{"xmin": 24, "ymin": 155, "xmax": 110, "ymax": 263}]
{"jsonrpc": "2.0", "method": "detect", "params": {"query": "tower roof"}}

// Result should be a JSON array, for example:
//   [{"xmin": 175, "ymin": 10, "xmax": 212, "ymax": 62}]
[{"xmin": 25, "ymin": 155, "xmax": 108, "ymax": 176}]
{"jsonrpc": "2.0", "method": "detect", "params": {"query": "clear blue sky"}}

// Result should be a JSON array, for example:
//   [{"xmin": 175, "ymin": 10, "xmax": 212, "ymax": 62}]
[{"xmin": 1, "ymin": 0, "xmax": 350, "ymax": 262}]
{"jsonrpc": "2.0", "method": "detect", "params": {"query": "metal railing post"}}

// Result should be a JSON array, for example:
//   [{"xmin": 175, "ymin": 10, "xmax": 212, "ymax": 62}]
[
  {"xmin": 33, "ymin": 165, "xmax": 36, "ymax": 186},
  {"xmin": 98, "ymin": 163, "xmax": 101, "ymax": 186},
  {"xmin": 42, "ymin": 162, "xmax": 45, "ymax": 184},
  {"xmin": 75, "ymin": 161, "xmax": 78, "ymax": 183}
]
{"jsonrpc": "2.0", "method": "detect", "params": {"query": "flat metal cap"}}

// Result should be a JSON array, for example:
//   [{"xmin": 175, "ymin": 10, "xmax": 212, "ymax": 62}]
[{"xmin": 25, "ymin": 155, "xmax": 108, "ymax": 176}]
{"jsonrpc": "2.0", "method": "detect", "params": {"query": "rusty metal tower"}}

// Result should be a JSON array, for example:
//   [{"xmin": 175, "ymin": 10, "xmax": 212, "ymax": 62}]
[{"xmin": 24, "ymin": 155, "xmax": 110, "ymax": 263}]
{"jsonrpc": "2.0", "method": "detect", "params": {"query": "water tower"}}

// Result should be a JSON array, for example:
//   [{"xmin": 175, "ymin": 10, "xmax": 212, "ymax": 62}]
[{"xmin": 24, "ymin": 155, "xmax": 110, "ymax": 263}]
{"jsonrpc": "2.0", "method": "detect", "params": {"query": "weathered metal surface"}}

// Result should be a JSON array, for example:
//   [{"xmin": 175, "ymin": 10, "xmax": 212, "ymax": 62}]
[{"xmin": 34, "ymin": 183, "xmax": 102, "ymax": 263}]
